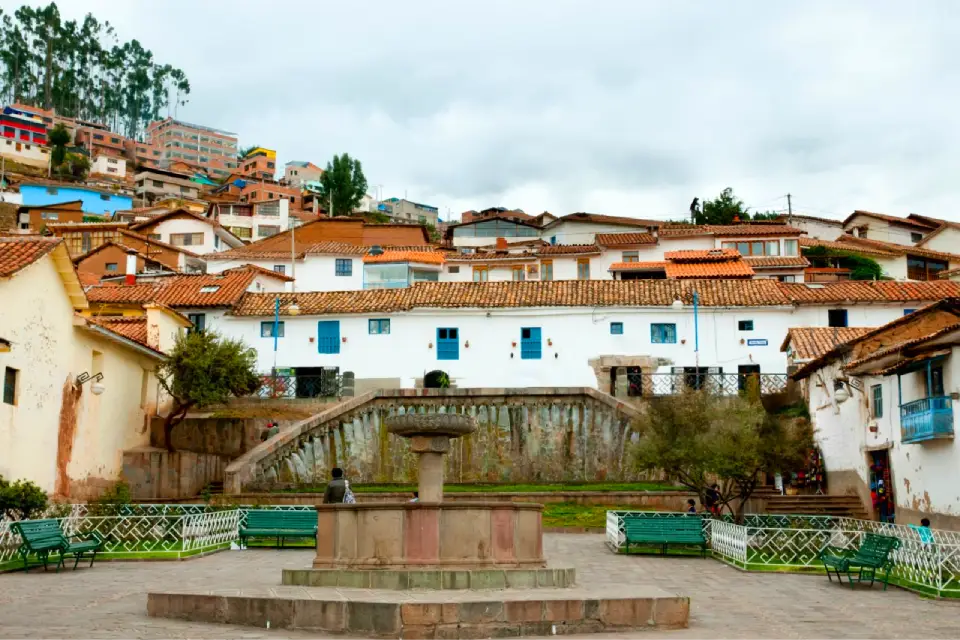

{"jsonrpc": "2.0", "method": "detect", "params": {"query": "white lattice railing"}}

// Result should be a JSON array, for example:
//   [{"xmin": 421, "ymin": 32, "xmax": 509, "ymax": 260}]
[
  {"xmin": 0, "ymin": 504, "xmax": 315, "ymax": 566},
  {"xmin": 605, "ymin": 510, "xmax": 960, "ymax": 598}
]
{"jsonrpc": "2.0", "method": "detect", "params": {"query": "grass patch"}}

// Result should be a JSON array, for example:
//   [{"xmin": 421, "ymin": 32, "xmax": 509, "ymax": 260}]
[
  {"xmin": 278, "ymin": 482, "xmax": 680, "ymax": 494},
  {"xmin": 542, "ymin": 503, "xmax": 651, "ymax": 528}
]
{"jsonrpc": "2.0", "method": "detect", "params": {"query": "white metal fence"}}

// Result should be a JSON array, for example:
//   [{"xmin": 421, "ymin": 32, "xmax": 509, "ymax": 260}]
[
  {"xmin": 606, "ymin": 511, "xmax": 960, "ymax": 598},
  {"xmin": 0, "ymin": 504, "xmax": 315, "ymax": 566}
]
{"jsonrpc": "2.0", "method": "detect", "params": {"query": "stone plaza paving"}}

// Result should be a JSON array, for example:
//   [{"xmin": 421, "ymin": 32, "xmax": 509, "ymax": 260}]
[{"xmin": 1, "ymin": 534, "xmax": 958, "ymax": 639}]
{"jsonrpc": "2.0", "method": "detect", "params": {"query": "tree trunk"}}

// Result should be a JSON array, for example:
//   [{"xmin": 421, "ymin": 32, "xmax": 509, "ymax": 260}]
[
  {"xmin": 43, "ymin": 36, "xmax": 52, "ymax": 110},
  {"xmin": 162, "ymin": 403, "xmax": 191, "ymax": 452}
]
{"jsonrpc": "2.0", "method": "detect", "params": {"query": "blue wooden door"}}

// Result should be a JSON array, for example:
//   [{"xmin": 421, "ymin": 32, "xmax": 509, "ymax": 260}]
[
  {"xmin": 437, "ymin": 327, "xmax": 459, "ymax": 360},
  {"xmin": 520, "ymin": 327, "xmax": 541, "ymax": 359},
  {"xmin": 317, "ymin": 321, "xmax": 340, "ymax": 354}
]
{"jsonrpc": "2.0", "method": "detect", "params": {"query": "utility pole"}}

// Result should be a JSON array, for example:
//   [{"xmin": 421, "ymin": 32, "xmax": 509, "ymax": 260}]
[{"xmin": 786, "ymin": 193, "xmax": 792, "ymax": 225}]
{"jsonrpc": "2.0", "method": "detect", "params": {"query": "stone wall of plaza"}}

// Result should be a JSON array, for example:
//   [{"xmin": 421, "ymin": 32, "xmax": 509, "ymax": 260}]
[
  {"xmin": 210, "ymin": 303, "xmax": 921, "ymax": 390},
  {"xmin": 225, "ymin": 389, "xmax": 645, "ymax": 492}
]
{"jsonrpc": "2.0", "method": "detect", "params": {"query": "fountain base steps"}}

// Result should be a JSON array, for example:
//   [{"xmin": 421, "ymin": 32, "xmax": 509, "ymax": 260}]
[
  {"xmin": 147, "ymin": 585, "xmax": 690, "ymax": 638},
  {"xmin": 282, "ymin": 566, "xmax": 576, "ymax": 590}
]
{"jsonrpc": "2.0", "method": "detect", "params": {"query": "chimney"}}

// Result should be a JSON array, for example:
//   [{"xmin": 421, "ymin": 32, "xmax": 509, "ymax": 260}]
[
  {"xmin": 124, "ymin": 249, "xmax": 138, "ymax": 285},
  {"xmin": 495, "ymin": 237, "xmax": 508, "ymax": 250}
]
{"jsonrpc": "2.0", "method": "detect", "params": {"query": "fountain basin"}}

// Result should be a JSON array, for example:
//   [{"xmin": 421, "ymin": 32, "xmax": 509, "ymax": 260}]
[
  {"xmin": 313, "ymin": 502, "xmax": 545, "ymax": 570},
  {"xmin": 384, "ymin": 413, "xmax": 477, "ymax": 439}
]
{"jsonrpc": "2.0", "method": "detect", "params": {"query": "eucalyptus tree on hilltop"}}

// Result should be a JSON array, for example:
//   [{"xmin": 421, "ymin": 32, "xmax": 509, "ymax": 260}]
[
  {"xmin": 0, "ymin": 2, "xmax": 190, "ymax": 138},
  {"xmin": 317, "ymin": 153, "xmax": 369, "ymax": 217}
]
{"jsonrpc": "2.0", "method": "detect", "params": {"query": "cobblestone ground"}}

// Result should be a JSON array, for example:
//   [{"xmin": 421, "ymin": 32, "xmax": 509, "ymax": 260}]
[{"xmin": 0, "ymin": 534, "xmax": 958, "ymax": 639}]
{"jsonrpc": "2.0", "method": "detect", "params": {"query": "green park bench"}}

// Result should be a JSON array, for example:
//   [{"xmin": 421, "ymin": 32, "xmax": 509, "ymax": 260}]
[
  {"xmin": 11, "ymin": 519, "xmax": 103, "ymax": 572},
  {"xmin": 239, "ymin": 510, "xmax": 318, "ymax": 548},
  {"xmin": 818, "ymin": 532, "xmax": 901, "ymax": 590},
  {"xmin": 623, "ymin": 515, "xmax": 707, "ymax": 556}
]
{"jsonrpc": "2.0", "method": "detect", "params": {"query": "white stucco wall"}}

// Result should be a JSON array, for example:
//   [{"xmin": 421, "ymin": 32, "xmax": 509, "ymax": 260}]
[
  {"xmin": 917, "ymin": 227, "xmax": 960, "ymax": 255},
  {"xmin": 845, "ymin": 215, "xmax": 923, "ymax": 246},
  {"xmin": 149, "ymin": 218, "xmax": 218, "ymax": 255},
  {"xmin": 789, "ymin": 218, "xmax": 844, "ymax": 241},
  {"xmin": 544, "ymin": 221, "xmax": 653, "ymax": 245},
  {"xmin": 0, "ymin": 255, "xmax": 160, "ymax": 497},
  {"xmin": 207, "ymin": 300, "xmax": 926, "ymax": 388}
]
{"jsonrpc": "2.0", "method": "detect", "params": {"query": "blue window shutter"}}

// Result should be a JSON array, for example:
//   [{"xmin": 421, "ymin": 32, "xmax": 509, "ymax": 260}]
[
  {"xmin": 317, "ymin": 320, "xmax": 340, "ymax": 354},
  {"xmin": 437, "ymin": 327, "xmax": 459, "ymax": 360},
  {"xmin": 521, "ymin": 327, "xmax": 541, "ymax": 359}
]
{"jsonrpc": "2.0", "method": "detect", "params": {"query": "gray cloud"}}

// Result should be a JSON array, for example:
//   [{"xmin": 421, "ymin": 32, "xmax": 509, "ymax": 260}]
[{"xmin": 28, "ymin": 0, "xmax": 960, "ymax": 220}]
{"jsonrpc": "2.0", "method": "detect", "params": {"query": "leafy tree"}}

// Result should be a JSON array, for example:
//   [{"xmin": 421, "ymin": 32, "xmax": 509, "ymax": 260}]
[
  {"xmin": 694, "ymin": 188, "xmax": 780, "ymax": 225},
  {"xmin": 317, "ymin": 153, "xmax": 368, "ymax": 217},
  {"xmin": 0, "ymin": 475, "xmax": 48, "ymax": 520},
  {"xmin": 156, "ymin": 329, "xmax": 260, "ymax": 451},
  {"xmin": 631, "ymin": 389, "xmax": 812, "ymax": 520},
  {"xmin": 424, "ymin": 223, "xmax": 440, "ymax": 242},
  {"xmin": 47, "ymin": 122, "xmax": 69, "ymax": 166},
  {"xmin": 802, "ymin": 246, "xmax": 884, "ymax": 280},
  {"xmin": 62, "ymin": 151, "xmax": 89, "ymax": 180},
  {"xmin": 237, "ymin": 145, "xmax": 260, "ymax": 160}
]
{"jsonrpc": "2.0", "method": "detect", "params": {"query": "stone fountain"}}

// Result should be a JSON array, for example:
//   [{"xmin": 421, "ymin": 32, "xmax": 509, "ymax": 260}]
[
  {"xmin": 309, "ymin": 411, "xmax": 546, "ymax": 570},
  {"xmin": 147, "ymin": 410, "xmax": 690, "ymax": 637}
]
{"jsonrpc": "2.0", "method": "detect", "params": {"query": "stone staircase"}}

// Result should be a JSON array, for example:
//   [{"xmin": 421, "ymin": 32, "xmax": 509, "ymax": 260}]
[{"xmin": 765, "ymin": 493, "xmax": 869, "ymax": 519}]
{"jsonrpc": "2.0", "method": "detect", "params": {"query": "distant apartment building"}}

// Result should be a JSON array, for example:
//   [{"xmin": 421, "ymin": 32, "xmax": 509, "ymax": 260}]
[
  {"xmin": 134, "ymin": 168, "xmax": 201, "ymax": 206},
  {"xmin": 144, "ymin": 118, "xmax": 239, "ymax": 179},
  {"xmin": 239, "ymin": 147, "xmax": 276, "ymax": 180},
  {"xmin": 217, "ymin": 175, "xmax": 301, "ymax": 209},
  {"xmin": 90, "ymin": 152, "xmax": 127, "ymax": 178},
  {"xmin": 379, "ymin": 198, "xmax": 439, "ymax": 226},
  {"xmin": 284, "ymin": 161, "xmax": 323, "ymax": 187},
  {"xmin": 20, "ymin": 181, "xmax": 133, "ymax": 215},
  {"xmin": 211, "ymin": 198, "xmax": 291, "ymax": 242},
  {"xmin": 0, "ymin": 106, "xmax": 50, "ymax": 168}
]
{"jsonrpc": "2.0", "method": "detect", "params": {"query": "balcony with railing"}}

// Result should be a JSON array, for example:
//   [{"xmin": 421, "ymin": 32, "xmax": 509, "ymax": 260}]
[
  {"xmin": 627, "ymin": 372, "xmax": 788, "ymax": 397},
  {"xmin": 900, "ymin": 396, "xmax": 954, "ymax": 443}
]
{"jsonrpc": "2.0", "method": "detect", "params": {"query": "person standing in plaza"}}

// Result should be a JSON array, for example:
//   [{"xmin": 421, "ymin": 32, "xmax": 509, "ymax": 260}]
[{"xmin": 323, "ymin": 467, "xmax": 348, "ymax": 503}]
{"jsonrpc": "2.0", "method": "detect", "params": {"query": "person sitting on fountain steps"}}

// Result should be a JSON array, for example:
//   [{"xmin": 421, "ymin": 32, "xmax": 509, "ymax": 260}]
[{"xmin": 323, "ymin": 467, "xmax": 349, "ymax": 503}]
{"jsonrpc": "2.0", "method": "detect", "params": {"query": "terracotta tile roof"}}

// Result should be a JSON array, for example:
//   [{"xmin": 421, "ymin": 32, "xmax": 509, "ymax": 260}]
[
  {"xmin": 231, "ymin": 279, "xmax": 795, "ymax": 317},
  {"xmin": 364, "ymin": 250, "xmax": 445, "ymax": 265},
  {"xmin": 777, "ymin": 280, "xmax": 960, "ymax": 304},
  {"xmin": 546, "ymin": 212, "xmax": 664, "ymax": 229},
  {"xmin": 799, "ymin": 236, "xmax": 899, "ymax": 258},
  {"xmin": 663, "ymin": 248, "xmax": 740, "ymax": 262},
  {"xmin": 446, "ymin": 251, "xmax": 536, "ymax": 262},
  {"xmin": 665, "ymin": 259, "xmax": 754, "ymax": 279},
  {"xmin": 304, "ymin": 242, "xmax": 373, "ymax": 256},
  {"xmin": 939, "ymin": 266, "xmax": 960, "ymax": 278},
  {"xmin": 594, "ymin": 232, "xmax": 657, "ymax": 246},
  {"xmin": 235, "ymin": 263, "xmax": 295, "ymax": 282},
  {"xmin": 0, "ymin": 237, "xmax": 61, "ymax": 277},
  {"xmin": 845, "ymin": 321, "xmax": 960, "ymax": 370},
  {"xmin": 88, "ymin": 316, "xmax": 149, "ymax": 346},
  {"xmin": 658, "ymin": 225, "xmax": 711, "ymax": 237},
  {"xmin": 704, "ymin": 224, "xmax": 804, "ymax": 237},
  {"xmin": 743, "ymin": 256, "xmax": 810, "ymax": 268},
  {"xmin": 85, "ymin": 265, "xmax": 287, "ymax": 308},
  {"xmin": 608, "ymin": 261, "xmax": 667, "ymax": 271},
  {"xmin": 830, "ymin": 235, "xmax": 960, "ymax": 262},
  {"xmin": 207, "ymin": 248, "xmax": 306, "ymax": 260},
  {"xmin": 536, "ymin": 244, "xmax": 601, "ymax": 256},
  {"xmin": 46, "ymin": 221, "xmax": 130, "ymax": 231},
  {"xmin": 843, "ymin": 210, "xmax": 939, "ymax": 230},
  {"xmin": 77, "ymin": 270, "xmax": 101, "ymax": 287},
  {"xmin": 782, "ymin": 327, "xmax": 872, "ymax": 361}
]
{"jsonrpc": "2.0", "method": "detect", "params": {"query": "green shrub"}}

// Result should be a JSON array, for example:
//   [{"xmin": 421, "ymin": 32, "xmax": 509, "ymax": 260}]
[
  {"xmin": 0, "ymin": 475, "xmax": 49, "ymax": 520},
  {"xmin": 89, "ymin": 480, "xmax": 132, "ymax": 516}
]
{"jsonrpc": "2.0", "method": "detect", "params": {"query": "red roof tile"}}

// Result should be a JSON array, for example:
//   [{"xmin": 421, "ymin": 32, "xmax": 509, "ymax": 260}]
[
  {"xmin": 843, "ymin": 210, "xmax": 939, "ymax": 230},
  {"xmin": 743, "ymin": 256, "xmax": 810, "ymax": 268},
  {"xmin": 799, "ymin": 236, "xmax": 900, "ymax": 258},
  {"xmin": 0, "ymin": 237, "xmax": 61, "ymax": 277},
  {"xmin": 364, "ymin": 251, "xmax": 445, "ymax": 265},
  {"xmin": 704, "ymin": 224, "xmax": 804, "ymax": 237},
  {"xmin": 609, "ymin": 261, "xmax": 667, "ymax": 271},
  {"xmin": 782, "ymin": 327, "xmax": 872, "ymax": 361},
  {"xmin": 778, "ymin": 280, "xmax": 960, "ymax": 303},
  {"xmin": 535, "ymin": 244, "xmax": 601, "ymax": 256},
  {"xmin": 665, "ymin": 259, "xmax": 755, "ymax": 279},
  {"xmin": 663, "ymin": 248, "xmax": 740, "ymax": 262},
  {"xmin": 594, "ymin": 232, "xmax": 657, "ymax": 246},
  {"xmin": 88, "ymin": 316, "xmax": 149, "ymax": 346}
]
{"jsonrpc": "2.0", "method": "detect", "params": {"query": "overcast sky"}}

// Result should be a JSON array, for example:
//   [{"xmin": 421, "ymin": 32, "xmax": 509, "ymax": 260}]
[{"xmin": 15, "ymin": 0, "xmax": 960, "ymax": 222}]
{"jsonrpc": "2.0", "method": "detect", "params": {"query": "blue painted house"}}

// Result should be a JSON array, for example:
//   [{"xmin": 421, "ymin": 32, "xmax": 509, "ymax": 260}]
[{"xmin": 19, "ymin": 182, "xmax": 133, "ymax": 216}]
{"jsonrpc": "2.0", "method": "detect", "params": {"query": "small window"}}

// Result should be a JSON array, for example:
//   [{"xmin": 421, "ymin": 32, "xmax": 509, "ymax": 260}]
[
  {"xmin": 511, "ymin": 266, "xmax": 525, "ymax": 281},
  {"xmin": 738, "ymin": 320, "xmax": 754, "ymax": 331},
  {"xmin": 651, "ymin": 323, "xmax": 677, "ymax": 344},
  {"xmin": 783, "ymin": 239, "xmax": 799, "ymax": 256},
  {"xmin": 369, "ymin": 319, "xmax": 391, "ymax": 334},
  {"xmin": 765, "ymin": 240, "xmax": 780, "ymax": 256},
  {"xmin": 273, "ymin": 265, "xmax": 286, "ymax": 275},
  {"xmin": 540, "ymin": 260, "xmax": 553, "ymax": 281},
  {"xmin": 200, "ymin": 285, "xmax": 220, "ymax": 293},
  {"xmin": 148, "ymin": 233, "xmax": 161, "ymax": 241},
  {"xmin": 610, "ymin": 322, "xmax": 624, "ymax": 335},
  {"xmin": 577, "ymin": 258, "xmax": 590, "ymax": 280},
  {"xmin": 335, "ymin": 258, "xmax": 353, "ymax": 276},
  {"xmin": 448, "ymin": 266, "xmax": 460, "ymax": 274},
  {"xmin": 46, "ymin": 187, "xmax": 58, "ymax": 195},
  {"xmin": 187, "ymin": 313, "xmax": 205, "ymax": 333},
  {"xmin": 828, "ymin": 309, "xmax": 848, "ymax": 328},
  {"xmin": 3, "ymin": 366, "xmax": 18, "ymax": 405},
  {"xmin": 99, "ymin": 194, "xmax": 110, "ymax": 201},
  {"xmin": 473, "ymin": 266, "xmax": 489, "ymax": 282},
  {"xmin": 904, "ymin": 309, "xmax": 916, "ymax": 316},
  {"xmin": 621, "ymin": 251, "xmax": 639, "ymax": 262},
  {"xmin": 261, "ymin": 321, "xmax": 284, "ymax": 338},
  {"xmin": 911, "ymin": 232, "xmax": 923, "ymax": 243},
  {"xmin": 871, "ymin": 384, "xmax": 883, "ymax": 419},
  {"xmin": 105, "ymin": 263, "xmax": 118, "ymax": 272}
]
